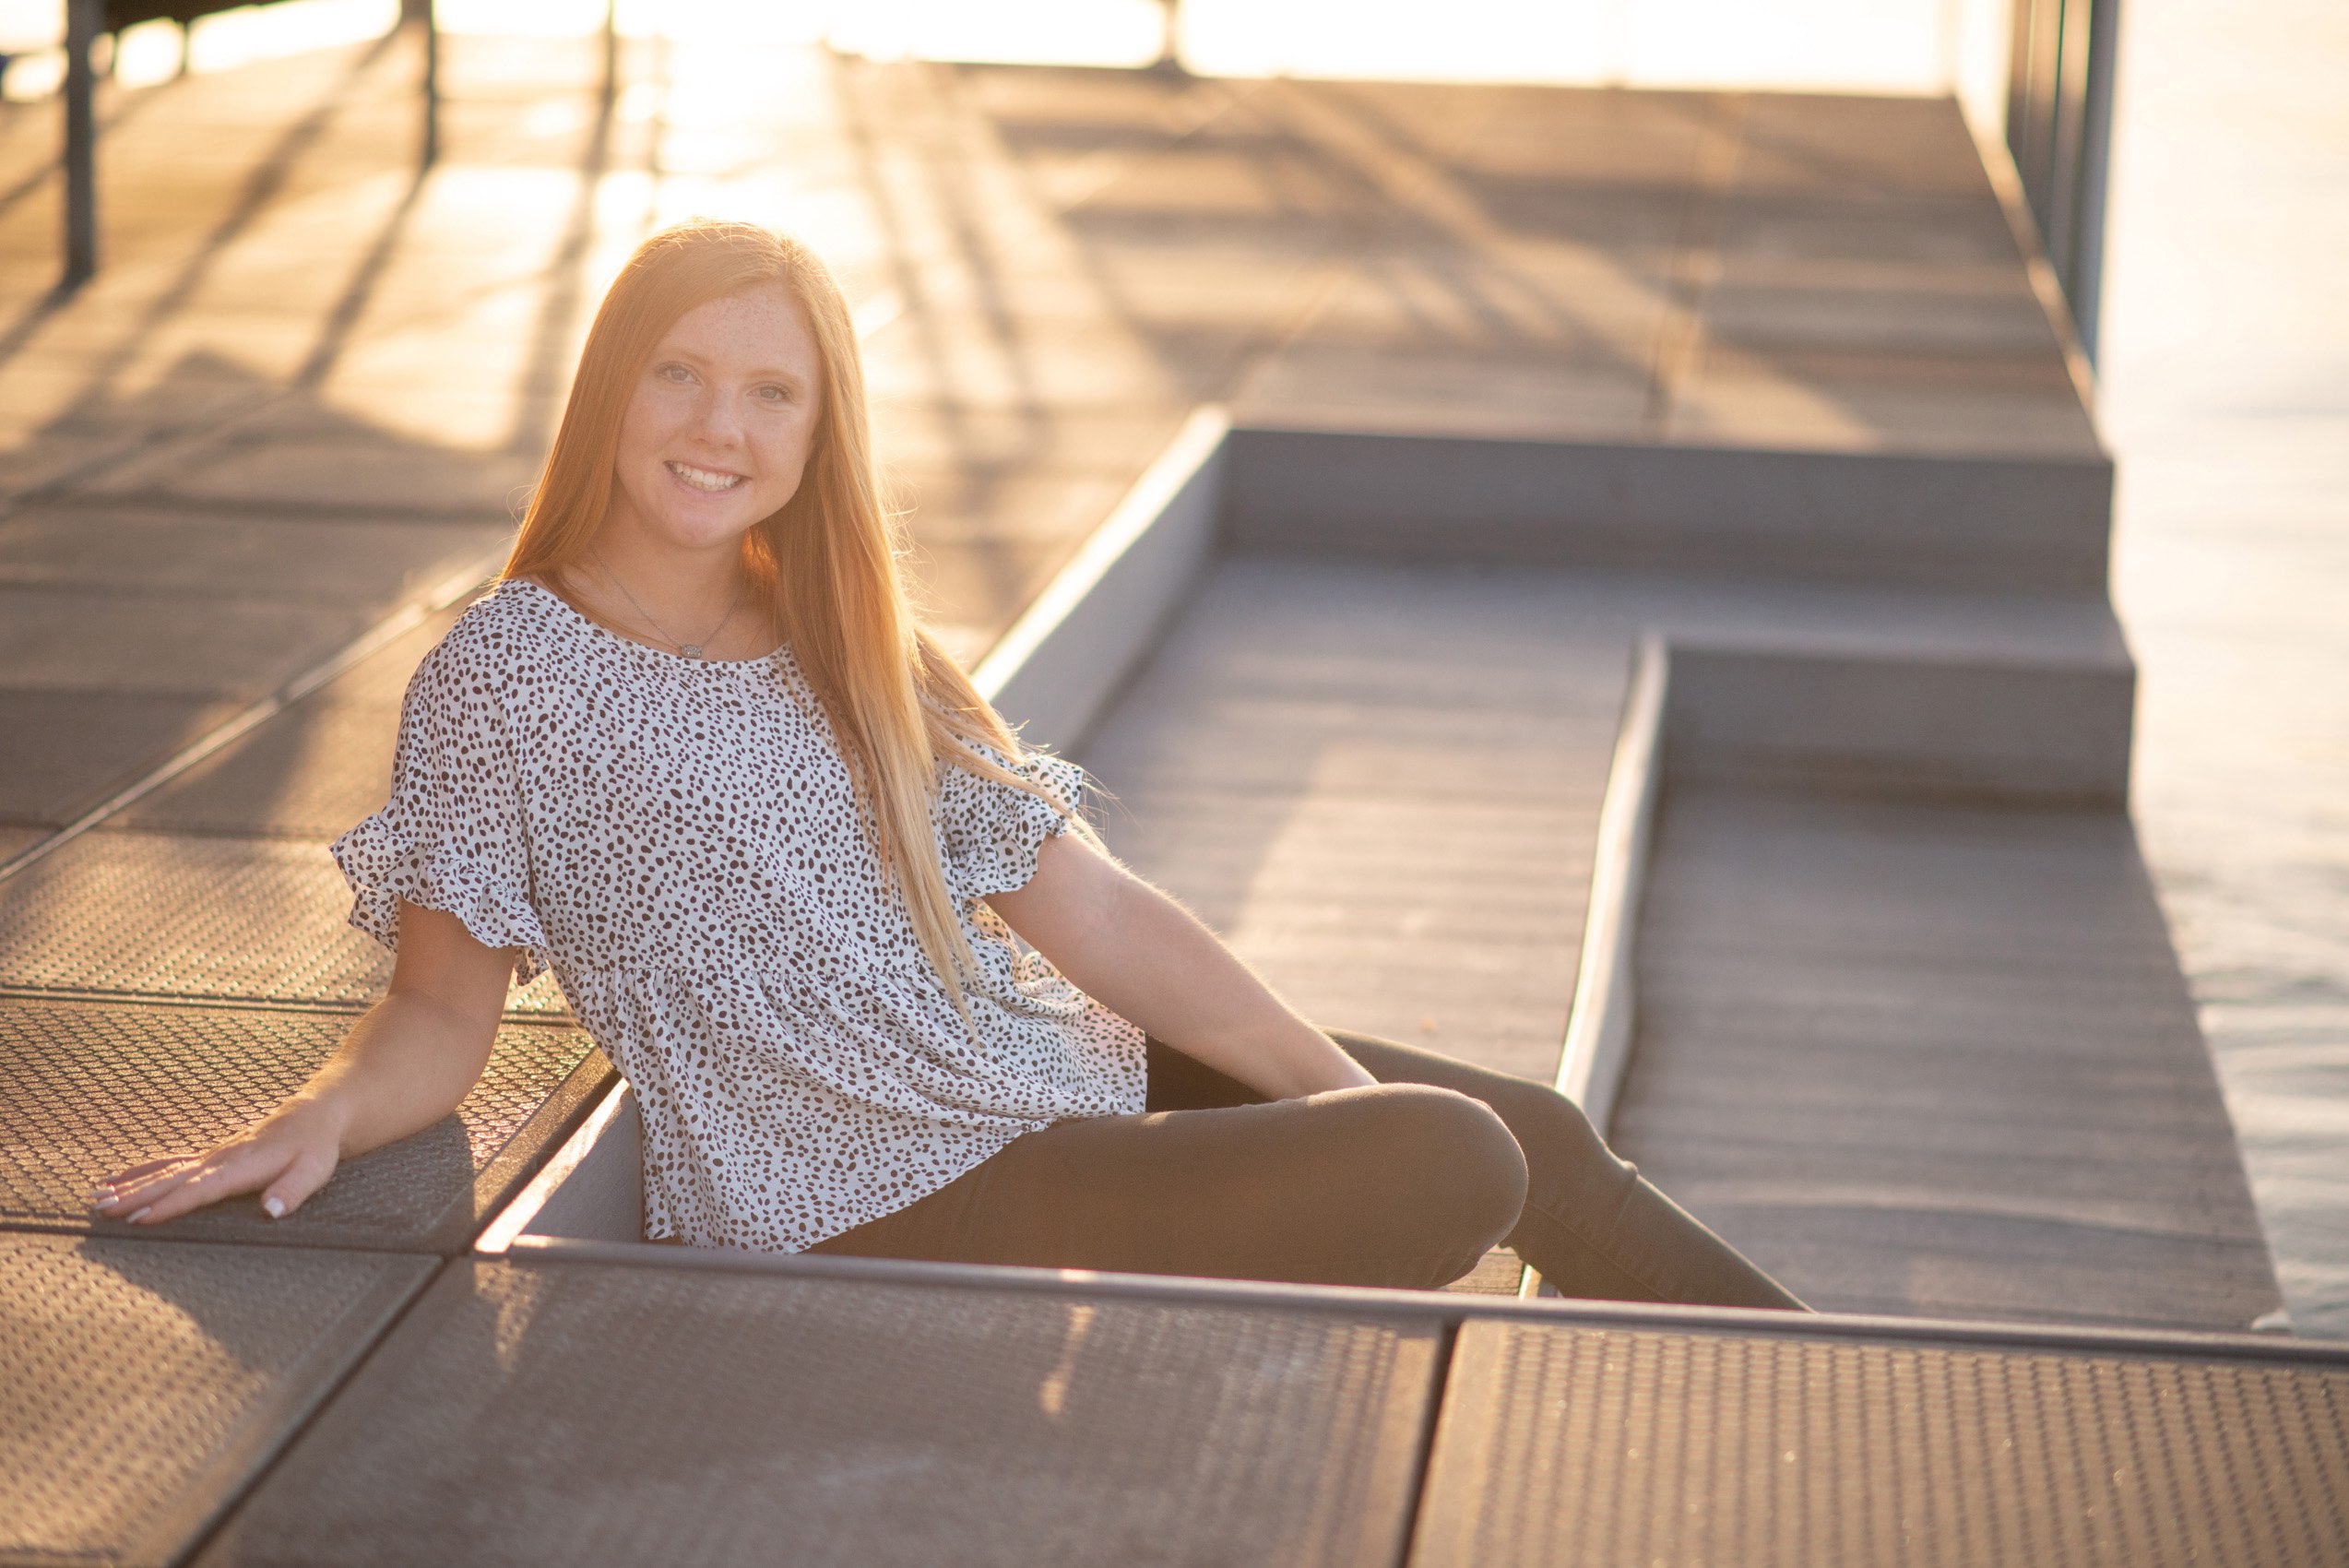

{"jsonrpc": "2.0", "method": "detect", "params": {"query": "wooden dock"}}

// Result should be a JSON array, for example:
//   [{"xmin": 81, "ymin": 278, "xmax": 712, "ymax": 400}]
[{"xmin": 0, "ymin": 26, "xmax": 2321, "ymax": 1567}]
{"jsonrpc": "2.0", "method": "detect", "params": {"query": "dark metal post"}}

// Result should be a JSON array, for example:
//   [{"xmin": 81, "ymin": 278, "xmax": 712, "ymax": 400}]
[
  {"xmin": 2069, "ymin": 0, "xmax": 2122, "ymax": 364},
  {"xmin": 404, "ymin": 0, "xmax": 438, "ymax": 166},
  {"xmin": 62, "ymin": 0, "xmax": 100, "ymax": 288},
  {"xmin": 601, "ymin": 0, "xmax": 619, "ymax": 108},
  {"xmin": 2043, "ymin": 0, "xmax": 2095, "ymax": 283}
]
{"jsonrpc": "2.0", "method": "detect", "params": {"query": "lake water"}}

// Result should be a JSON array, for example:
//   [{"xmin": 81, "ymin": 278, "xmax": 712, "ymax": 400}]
[{"xmin": 2103, "ymin": 0, "xmax": 2349, "ymax": 1336}]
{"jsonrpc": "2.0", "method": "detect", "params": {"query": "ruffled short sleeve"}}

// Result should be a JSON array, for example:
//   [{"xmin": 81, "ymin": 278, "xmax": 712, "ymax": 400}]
[
  {"xmin": 933, "ymin": 742, "xmax": 1088, "ymax": 903},
  {"xmin": 329, "ymin": 629, "xmax": 550, "ymax": 983}
]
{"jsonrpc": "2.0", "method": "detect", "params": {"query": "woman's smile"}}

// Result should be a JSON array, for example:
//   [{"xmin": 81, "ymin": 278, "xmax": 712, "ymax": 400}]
[{"xmin": 665, "ymin": 458, "xmax": 749, "ymax": 494}]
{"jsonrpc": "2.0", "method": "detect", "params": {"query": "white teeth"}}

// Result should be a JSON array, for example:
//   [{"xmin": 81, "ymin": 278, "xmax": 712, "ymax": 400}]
[{"xmin": 668, "ymin": 461, "xmax": 745, "ymax": 493}]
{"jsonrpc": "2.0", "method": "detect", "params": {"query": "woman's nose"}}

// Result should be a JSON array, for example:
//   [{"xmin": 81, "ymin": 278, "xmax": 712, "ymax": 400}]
[{"xmin": 685, "ymin": 385, "xmax": 745, "ymax": 446}]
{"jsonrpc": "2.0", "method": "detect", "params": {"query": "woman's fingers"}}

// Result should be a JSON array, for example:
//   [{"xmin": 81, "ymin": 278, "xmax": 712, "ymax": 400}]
[
  {"xmin": 126, "ymin": 1144, "xmax": 293, "ymax": 1226},
  {"xmin": 91, "ymin": 1157, "xmax": 203, "ymax": 1216},
  {"xmin": 92, "ymin": 1116, "xmax": 347, "ymax": 1225},
  {"xmin": 259, "ymin": 1146, "xmax": 340, "ymax": 1220},
  {"xmin": 98, "ymin": 1153, "xmax": 238, "ymax": 1223}
]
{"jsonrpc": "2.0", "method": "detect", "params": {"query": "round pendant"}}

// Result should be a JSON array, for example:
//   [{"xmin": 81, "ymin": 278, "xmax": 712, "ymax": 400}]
[{"xmin": 682, "ymin": 645, "xmax": 705, "ymax": 659}]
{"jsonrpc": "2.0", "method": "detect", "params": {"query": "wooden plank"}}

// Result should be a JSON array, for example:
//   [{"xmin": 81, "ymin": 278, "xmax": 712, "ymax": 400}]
[
  {"xmin": 1610, "ymin": 783, "xmax": 2282, "ymax": 1330},
  {"xmin": 1079, "ymin": 556, "xmax": 1628, "ymax": 1080}
]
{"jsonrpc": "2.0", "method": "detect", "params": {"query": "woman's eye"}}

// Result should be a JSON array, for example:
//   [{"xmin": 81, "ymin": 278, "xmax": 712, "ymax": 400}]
[
  {"xmin": 657, "ymin": 362, "xmax": 695, "ymax": 384},
  {"xmin": 755, "ymin": 384, "xmax": 790, "ymax": 404}
]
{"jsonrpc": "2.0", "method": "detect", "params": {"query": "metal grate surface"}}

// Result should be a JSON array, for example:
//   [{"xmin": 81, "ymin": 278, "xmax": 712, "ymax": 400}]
[
  {"xmin": 1445, "ymin": 1247, "xmax": 1527, "ymax": 1297},
  {"xmin": 0, "ymin": 1231, "xmax": 430, "ymax": 1568},
  {"xmin": 119, "ymin": 605, "xmax": 463, "ymax": 841},
  {"xmin": 0, "ymin": 829, "xmax": 569, "ymax": 1015},
  {"xmin": 198, "ymin": 1258, "xmax": 1441, "ymax": 1568},
  {"xmin": 0, "ymin": 995, "xmax": 610, "ymax": 1253},
  {"xmin": 1411, "ymin": 1320, "xmax": 2349, "ymax": 1568}
]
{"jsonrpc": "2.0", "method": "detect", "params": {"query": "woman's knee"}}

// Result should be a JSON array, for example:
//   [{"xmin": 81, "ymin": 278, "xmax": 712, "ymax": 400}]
[
  {"xmin": 1474, "ymin": 1073, "xmax": 1633, "ymax": 1196},
  {"xmin": 1323, "ymin": 1027, "xmax": 1628, "ymax": 1189},
  {"xmin": 1356, "ymin": 1084, "xmax": 1529, "ymax": 1254}
]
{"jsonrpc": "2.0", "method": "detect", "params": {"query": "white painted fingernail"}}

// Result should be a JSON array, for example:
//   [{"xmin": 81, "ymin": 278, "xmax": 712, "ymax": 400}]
[
  {"xmin": 263, "ymin": 1195, "xmax": 286, "ymax": 1219},
  {"xmin": 127, "ymin": 1206, "xmax": 151, "ymax": 1223}
]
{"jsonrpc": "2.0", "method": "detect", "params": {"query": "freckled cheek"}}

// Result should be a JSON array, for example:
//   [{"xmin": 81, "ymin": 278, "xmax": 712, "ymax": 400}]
[
  {"xmin": 618, "ymin": 398, "xmax": 689, "ymax": 471},
  {"xmin": 753, "ymin": 424, "xmax": 817, "ymax": 500}
]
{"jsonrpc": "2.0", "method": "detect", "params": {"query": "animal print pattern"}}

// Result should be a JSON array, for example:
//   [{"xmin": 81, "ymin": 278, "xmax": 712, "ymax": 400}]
[{"xmin": 332, "ymin": 577, "xmax": 1145, "ymax": 1251}]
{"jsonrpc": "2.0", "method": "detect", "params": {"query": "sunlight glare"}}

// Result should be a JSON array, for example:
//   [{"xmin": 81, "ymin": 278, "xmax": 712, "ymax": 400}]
[
  {"xmin": 434, "ymin": 0, "xmax": 1161, "ymax": 65},
  {"xmin": 432, "ymin": 0, "xmax": 609, "ymax": 35},
  {"xmin": 112, "ymin": 18, "xmax": 187, "ymax": 88},
  {"xmin": 0, "ymin": 0, "xmax": 2011, "ymax": 121},
  {"xmin": 434, "ymin": 0, "xmax": 832, "ymax": 43},
  {"xmin": 1619, "ymin": 0, "xmax": 1944, "ymax": 89},
  {"xmin": 185, "ymin": 0, "xmax": 397, "ymax": 74},
  {"xmin": 827, "ymin": 0, "xmax": 1164, "ymax": 67},
  {"xmin": 0, "ymin": 49, "xmax": 63, "ymax": 101},
  {"xmin": 1181, "ymin": 0, "xmax": 1961, "ymax": 90},
  {"xmin": 0, "ymin": 0, "xmax": 58, "ymax": 53}
]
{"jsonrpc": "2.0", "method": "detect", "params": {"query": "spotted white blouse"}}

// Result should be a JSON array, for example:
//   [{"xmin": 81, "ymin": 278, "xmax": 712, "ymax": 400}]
[{"xmin": 331, "ymin": 577, "xmax": 1145, "ymax": 1251}]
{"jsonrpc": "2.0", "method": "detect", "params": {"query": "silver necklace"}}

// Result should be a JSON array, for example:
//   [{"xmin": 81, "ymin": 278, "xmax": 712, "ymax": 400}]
[{"xmin": 598, "ymin": 558, "xmax": 743, "ymax": 660}]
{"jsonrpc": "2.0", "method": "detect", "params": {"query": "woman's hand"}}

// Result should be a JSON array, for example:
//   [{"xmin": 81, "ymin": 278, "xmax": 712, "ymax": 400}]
[
  {"xmin": 94, "ymin": 1094, "xmax": 349, "ymax": 1225},
  {"xmin": 986, "ymin": 832, "xmax": 1375, "ymax": 1099},
  {"xmin": 89, "ymin": 899, "xmax": 518, "ymax": 1227}
]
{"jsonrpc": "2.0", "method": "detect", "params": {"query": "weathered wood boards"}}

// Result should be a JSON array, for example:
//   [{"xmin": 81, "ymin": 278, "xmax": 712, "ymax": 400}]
[{"xmin": 1614, "ymin": 784, "xmax": 2282, "ymax": 1330}]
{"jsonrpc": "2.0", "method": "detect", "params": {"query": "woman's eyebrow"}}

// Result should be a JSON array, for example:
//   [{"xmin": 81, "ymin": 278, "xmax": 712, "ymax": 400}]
[{"xmin": 657, "ymin": 345, "xmax": 807, "ymax": 381}]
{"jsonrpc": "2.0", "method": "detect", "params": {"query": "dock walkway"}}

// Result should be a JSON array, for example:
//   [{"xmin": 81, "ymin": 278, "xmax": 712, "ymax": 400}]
[{"xmin": 0, "ymin": 26, "xmax": 2325, "ymax": 1567}]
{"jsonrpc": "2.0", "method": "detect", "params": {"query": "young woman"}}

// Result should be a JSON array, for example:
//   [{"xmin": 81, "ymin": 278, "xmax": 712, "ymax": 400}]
[{"xmin": 94, "ymin": 220, "xmax": 1801, "ymax": 1309}]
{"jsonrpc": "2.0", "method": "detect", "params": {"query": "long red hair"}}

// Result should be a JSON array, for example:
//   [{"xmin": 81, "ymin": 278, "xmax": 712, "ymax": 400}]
[{"xmin": 504, "ymin": 219, "xmax": 1050, "ymax": 997}]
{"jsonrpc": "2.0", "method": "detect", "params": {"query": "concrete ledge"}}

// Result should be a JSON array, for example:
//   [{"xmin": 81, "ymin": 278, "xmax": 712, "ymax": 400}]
[
  {"xmin": 1549, "ymin": 635, "xmax": 1667, "ymax": 1141},
  {"xmin": 1220, "ymin": 426, "xmax": 2114, "ymax": 595},
  {"xmin": 476, "ymin": 1079, "xmax": 642, "ymax": 1252},
  {"xmin": 1664, "ymin": 639, "xmax": 2134, "ymax": 806},
  {"xmin": 973, "ymin": 406, "xmax": 1228, "ymax": 754},
  {"xmin": 1550, "ymin": 630, "xmax": 2132, "ymax": 1121},
  {"xmin": 1526, "ymin": 629, "xmax": 2136, "ymax": 1300}
]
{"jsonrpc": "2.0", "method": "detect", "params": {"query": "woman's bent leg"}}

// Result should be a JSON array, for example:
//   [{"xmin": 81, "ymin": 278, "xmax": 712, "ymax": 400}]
[
  {"xmin": 1321, "ymin": 1030, "xmax": 1807, "ymax": 1311},
  {"xmin": 1142, "ymin": 1032, "xmax": 1804, "ymax": 1311},
  {"xmin": 809, "ymin": 1082, "xmax": 1527, "ymax": 1290}
]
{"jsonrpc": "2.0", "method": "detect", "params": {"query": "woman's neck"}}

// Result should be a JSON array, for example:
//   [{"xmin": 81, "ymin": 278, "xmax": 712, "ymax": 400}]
[
  {"xmin": 600, "ymin": 499, "xmax": 742, "ymax": 601},
  {"xmin": 548, "ymin": 513, "xmax": 778, "ymax": 660}
]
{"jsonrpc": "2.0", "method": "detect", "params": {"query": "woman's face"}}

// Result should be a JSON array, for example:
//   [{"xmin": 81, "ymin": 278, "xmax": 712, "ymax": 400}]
[{"xmin": 607, "ymin": 284, "xmax": 824, "ymax": 555}]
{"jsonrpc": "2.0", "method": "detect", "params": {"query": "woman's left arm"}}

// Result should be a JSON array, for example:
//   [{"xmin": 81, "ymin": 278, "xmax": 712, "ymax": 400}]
[{"xmin": 984, "ymin": 832, "xmax": 1374, "ymax": 1099}]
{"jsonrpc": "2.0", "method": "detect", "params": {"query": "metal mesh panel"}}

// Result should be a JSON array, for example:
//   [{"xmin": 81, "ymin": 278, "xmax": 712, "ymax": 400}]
[
  {"xmin": 119, "ymin": 606, "xmax": 462, "ymax": 841},
  {"xmin": 0, "ymin": 1231, "xmax": 430, "ymax": 1568},
  {"xmin": 199, "ymin": 1258, "xmax": 1441, "ymax": 1568},
  {"xmin": 1412, "ymin": 1320, "xmax": 2349, "ymax": 1568},
  {"xmin": 0, "ymin": 829, "xmax": 568, "ymax": 1015},
  {"xmin": 0, "ymin": 994, "xmax": 610, "ymax": 1252}
]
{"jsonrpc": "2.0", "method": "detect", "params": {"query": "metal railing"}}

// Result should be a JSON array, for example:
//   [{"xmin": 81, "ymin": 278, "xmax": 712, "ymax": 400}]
[{"xmin": 2005, "ymin": 0, "xmax": 2122, "ymax": 363}]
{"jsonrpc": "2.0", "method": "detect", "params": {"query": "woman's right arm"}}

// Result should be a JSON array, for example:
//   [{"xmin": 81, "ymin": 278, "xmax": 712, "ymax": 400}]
[{"xmin": 91, "ymin": 901, "xmax": 517, "ymax": 1226}]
